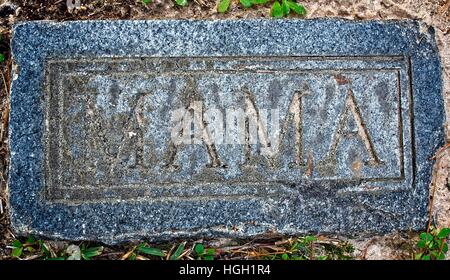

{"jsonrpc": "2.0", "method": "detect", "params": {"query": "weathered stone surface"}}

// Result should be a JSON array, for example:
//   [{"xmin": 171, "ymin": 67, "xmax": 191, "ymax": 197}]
[{"xmin": 8, "ymin": 19, "xmax": 444, "ymax": 243}]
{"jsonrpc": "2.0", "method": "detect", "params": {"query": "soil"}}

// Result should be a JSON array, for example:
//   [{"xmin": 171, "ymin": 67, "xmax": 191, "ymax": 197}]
[{"xmin": 0, "ymin": 0, "xmax": 449, "ymax": 260}]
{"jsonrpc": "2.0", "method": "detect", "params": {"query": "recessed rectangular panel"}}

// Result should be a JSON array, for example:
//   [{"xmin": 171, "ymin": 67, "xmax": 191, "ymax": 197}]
[{"xmin": 44, "ymin": 57, "xmax": 412, "ymax": 201}]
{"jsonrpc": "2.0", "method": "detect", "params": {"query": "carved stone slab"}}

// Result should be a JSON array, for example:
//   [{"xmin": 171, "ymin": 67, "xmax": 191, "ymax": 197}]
[{"xmin": 9, "ymin": 20, "xmax": 444, "ymax": 243}]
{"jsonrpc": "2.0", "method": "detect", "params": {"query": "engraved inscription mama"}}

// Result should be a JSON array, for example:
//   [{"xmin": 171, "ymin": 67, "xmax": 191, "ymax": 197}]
[{"xmin": 44, "ymin": 56, "xmax": 413, "ymax": 201}]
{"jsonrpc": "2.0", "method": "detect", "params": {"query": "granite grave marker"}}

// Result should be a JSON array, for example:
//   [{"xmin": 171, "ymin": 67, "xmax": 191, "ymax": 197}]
[{"xmin": 8, "ymin": 20, "xmax": 444, "ymax": 243}]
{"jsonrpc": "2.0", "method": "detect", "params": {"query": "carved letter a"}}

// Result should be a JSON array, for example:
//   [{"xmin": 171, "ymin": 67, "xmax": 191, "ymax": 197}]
[{"xmin": 318, "ymin": 88, "xmax": 381, "ymax": 176}]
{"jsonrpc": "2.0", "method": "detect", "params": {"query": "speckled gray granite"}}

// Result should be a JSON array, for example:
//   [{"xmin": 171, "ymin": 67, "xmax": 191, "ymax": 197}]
[{"xmin": 8, "ymin": 19, "xmax": 444, "ymax": 243}]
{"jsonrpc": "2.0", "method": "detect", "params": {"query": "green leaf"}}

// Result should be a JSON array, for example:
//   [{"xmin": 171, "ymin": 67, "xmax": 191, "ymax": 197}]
[
  {"xmin": 437, "ymin": 228, "xmax": 450, "ymax": 239},
  {"xmin": 81, "ymin": 246, "xmax": 103, "ymax": 260},
  {"xmin": 142, "ymin": 0, "xmax": 152, "ymax": 4},
  {"xmin": 12, "ymin": 240, "xmax": 22, "ymax": 248},
  {"xmin": 442, "ymin": 242, "xmax": 448, "ymax": 253},
  {"xmin": 204, "ymin": 255, "xmax": 214, "ymax": 260},
  {"xmin": 281, "ymin": 253, "xmax": 289, "ymax": 260},
  {"xmin": 419, "ymin": 232, "xmax": 433, "ymax": 242},
  {"xmin": 194, "ymin": 244, "xmax": 205, "ymax": 255},
  {"xmin": 24, "ymin": 247, "xmax": 34, "ymax": 253},
  {"xmin": 240, "ymin": 0, "xmax": 253, "ymax": 8},
  {"xmin": 12, "ymin": 247, "xmax": 23, "ymax": 258},
  {"xmin": 175, "ymin": 0, "xmax": 188, "ymax": 6},
  {"xmin": 282, "ymin": 0, "xmax": 290, "ymax": 16},
  {"xmin": 39, "ymin": 240, "xmax": 50, "ymax": 256},
  {"xmin": 129, "ymin": 253, "xmax": 137, "ymax": 260},
  {"xmin": 217, "ymin": 0, "xmax": 231, "ymax": 13},
  {"xmin": 287, "ymin": 1, "xmax": 306, "ymax": 16},
  {"xmin": 138, "ymin": 245, "xmax": 165, "ymax": 257},
  {"xmin": 170, "ymin": 242, "xmax": 186, "ymax": 260},
  {"xmin": 417, "ymin": 240, "xmax": 426, "ymax": 249},
  {"xmin": 421, "ymin": 255, "xmax": 431, "ymax": 260},
  {"xmin": 252, "ymin": 0, "xmax": 270, "ymax": 3},
  {"xmin": 207, "ymin": 248, "xmax": 215, "ymax": 255},
  {"xmin": 290, "ymin": 241, "xmax": 300, "ymax": 250},
  {"xmin": 46, "ymin": 257, "xmax": 66, "ymax": 260},
  {"xmin": 437, "ymin": 252, "xmax": 446, "ymax": 260},
  {"xmin": 271, "ymin": 1, "xmax": 284, "ymax": 18},
  {"xmin": 304, "ymin": 236, "xmax": 317, "ymax": 243}
]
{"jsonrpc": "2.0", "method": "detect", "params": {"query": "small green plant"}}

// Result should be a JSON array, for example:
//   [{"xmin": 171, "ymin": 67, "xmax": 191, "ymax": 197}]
[
  {"xmin": 271, "ymin": 0, "xmax": 305, "ymax": 18},
  {"xmin": 293, "ymin": 235, "xmax": 317, "ymax": 260},
  {"xmin": 119, "ymin": 243, "xmax": 166, "ymax": 260},
  {"xmin": 175, "ymin": 0, "xmax": 188, "ymax": 6},
  {"xmin": 142, "ymin": 0, "xmax": 188, "ymax": 6},
  {"xmin": 80, "ymin": 244, "xmax": 104, "ymax": 260},
  {"xmin": 170, "ymin": 241, "xmax": 186, "ymax": 260},
  {"xmin": 217, "ymin": 0, "xmax": 305, "ymax": 17},
  {"xmin": 138, "ymin": 243, "xmax": 165, "ymax": 258},
  {"xmin": 10, "ymin": 236, "xmax": 36, "ymax": 259},
  {"xmin": 319, "ymin": 240, "xmax": 354, "ymax": 260},
  {"xmin": 217, "ymin": 0, "xmax": 230, "ymax": 12},
  {"xmin": 10, "ymin": 236, "xmax": 64, "ymax": 260},
  {"xmin": 263, "ymin": 236, "xmax": 353, "ymax": 260},
  {"xmin": 10, "ymin": 237, "xmax": 104, "ymax": 260},
  {"xmin": 194, "ymin": 243, "xmax": 216, "ymax": 260},
  {"xmin": 415, "ymin": 227, "xmax": 450, "ymax": 260},
  {"xmin": 269, "ymin": 237, "xmax": 313, "ymax": 260}
]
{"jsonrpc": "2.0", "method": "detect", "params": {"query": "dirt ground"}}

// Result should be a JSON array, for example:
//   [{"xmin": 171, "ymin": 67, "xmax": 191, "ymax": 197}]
[{"xmin": 0, "ymin": 0, "xmax": 449, "ymax": 260}]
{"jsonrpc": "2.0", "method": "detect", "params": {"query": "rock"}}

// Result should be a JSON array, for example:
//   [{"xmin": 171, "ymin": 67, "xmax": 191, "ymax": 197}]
[
  {"xmin": 0, "ymin": 2, "xmax": 16, "ymax": 18},
  {"xmin": 8, "ymin": 19, "xmax": 444, "ymax": 243}
]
